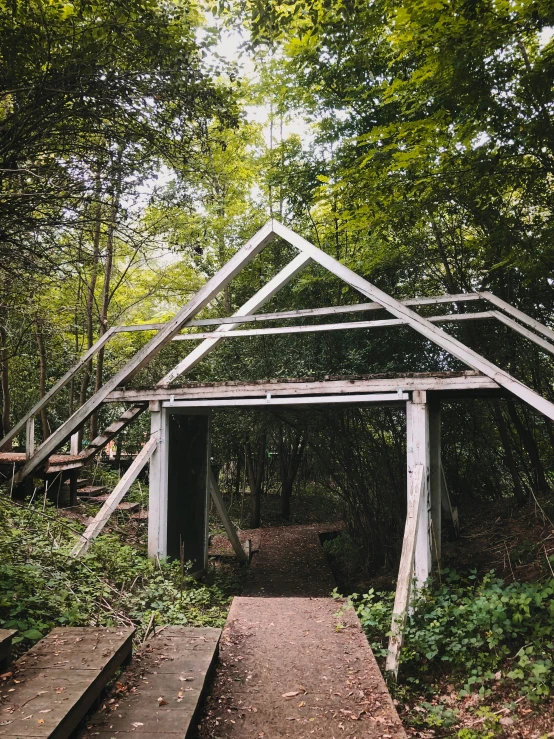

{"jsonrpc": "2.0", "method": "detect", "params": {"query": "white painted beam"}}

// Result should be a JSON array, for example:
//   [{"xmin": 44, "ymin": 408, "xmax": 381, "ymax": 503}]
[
  {"xmin": 162, "ymin": 392, "xmax": 409, "ymax": 408},
  {"xmin": 480, "ymin": 291, "xmax": 554, "ymax": 343},
  {"xmin": 406, "ymin": 391, "xmax": 431, "ymax": 586}
]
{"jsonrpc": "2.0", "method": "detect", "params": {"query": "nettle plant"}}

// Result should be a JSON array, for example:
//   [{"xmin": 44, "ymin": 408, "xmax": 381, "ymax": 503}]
[{"xmin": 351, "ymin": 569, "xmax": 554, "ymax": 701}]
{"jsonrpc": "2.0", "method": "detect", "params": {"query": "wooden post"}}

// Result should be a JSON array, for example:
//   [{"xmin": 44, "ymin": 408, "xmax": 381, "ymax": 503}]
[
  {"xmin": 25, "ymin": 417, "xmax": 35, "ymax": 460},
  {"xmin": 429, "ymin": 397, "xmax": 441, "ymax": 563},
  {"xmin": 69, "ymin": 470, "xmax": 78, "ymax": 507},
  {"xmin": 406, "ymin": 391, "xmax": 431, "ymax": 586},
  {"xmin": 386, "ymin": 464, "xmax": 425, "ymax": 681},
  {"xmin": 147, "ymin": 402, "xmax": 167, "ymax": 559},
  {"xmin": 70, "ymin": 433, "xmax": 79, "ymax": 456}
]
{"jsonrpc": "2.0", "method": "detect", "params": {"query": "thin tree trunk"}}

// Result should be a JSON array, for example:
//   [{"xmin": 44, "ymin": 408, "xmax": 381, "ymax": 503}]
[
  {"xmin": 0, "ymin": 324, "xmax": 10, "ymax": 448},
  {"xmin": 246, "ymin": 439, "xmax": 266, "ymax": 528},
  {"xmin": 506, "ymin": 402, "xmax": 551, "ymax": 494},
  {"xmin": 34, "ymin": 320, "xmax": 50, "ymax": 440},
  {"xmin": 78, "ymin": 164, "xmax": 103, "ymax": 448},
  {"xmin": 493, "ymin": 403, "xmax": 528, "ymax": 506}
]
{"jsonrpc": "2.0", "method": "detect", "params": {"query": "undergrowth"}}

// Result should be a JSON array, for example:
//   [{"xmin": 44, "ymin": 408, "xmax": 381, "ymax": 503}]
[
  {"xmin": 0, "ymin": 493, "xmax": 240, "ymax": 650},
  {"xmin": 348, "ymin": 569, "xmax": 554, "ymax": 725}
]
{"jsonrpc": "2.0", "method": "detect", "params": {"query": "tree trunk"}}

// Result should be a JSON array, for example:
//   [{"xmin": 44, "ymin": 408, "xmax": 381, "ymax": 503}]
[
  {"xmin": 493, "ymin": 403, "xmax": 528, "ymax": 506},
  {"xmin": 278, "ymin": 430, "xmax": 306, "ymax": 520},
  {"xmin": 34, "ymin": 320, "xmax": 50, "ymax": 440},
  {"xmin": 506, "ymin": 402, "xmax": 551, "ymax": 495},
  {"xmin": 0, "ymin": 324, "xmax": 10, "ymax": 448},
  {"xmin": 246, "ymin": 438, "xmax": 266, "ymax": 528},
  {"xmin": 92, "ymin": 151, "xmax": 122, "ymax": 439},
  {"xmin": 78, "ymin": 165, "xmax": 103, "ymax": 449}
]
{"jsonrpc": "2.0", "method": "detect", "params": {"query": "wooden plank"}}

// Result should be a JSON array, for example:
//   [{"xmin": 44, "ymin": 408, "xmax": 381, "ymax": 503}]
[
  {"xmin": 168, "ymin": 310, "xmax": 494, "ymax": 341},
  {"xmin": 385, "ymin": 464, "xmax": 424, "ymax": 682},
  {"xmin": 78, "ymin": 626, "xmax": 220, "ymax": 739},
  {"xmin": 0, "ymin": 626, "xmax": 134, "ymax": 739},
  {"xmin": 273, "ymin": 220, "xmax": 554, "ymax": 421},
  {"xmin": 480, "ymin": 291, "xmax": 554, "ymax": 343},
  {"xmin": 406, "ymin": 392, "xmax": 431, "ymax": 585},
  {"xmin": 25, "ymin": 417, "xmax": 35, "ymax": 460},
  {"xmin": 429, "ymin": 400, "xmax": 441, "ymax": 563},
  {"xmin": 14, "ymin": 222, "xmax": 277, "ymax": 484},
  {"xmin": 491, "ymin": 310, "xmax": 554, "ymax": 355},
  {"xmin": 163, "ymin": 392, "xmax": 409, "ymax": 408},
  {"xmin": 71, "ymin": 436, "xmax": 157, "ymax": 557},
  {"xmin": 157, "ymin": 252, "xmax": 311, "ymax": 386},
  {"xmin": 116, "ymin": 291, "xmax": 481, "ymax": 330},
  {"xmin": 77, "ymin": 485, "xmax": 108, "ymax": 497},
  {"xmin": 0, "ymin": 629, "xmax": 16, "ymax": 670},
  {"xmin": 209, "ymin": 468, "xmax": 247, "ymax": 563},
  {"xmin": 107, "ymin": 372, "xmax": 500, "ymax": 403},
  {"xmin": 0, "ymin": 328, "xmax": 117, "ymax": 453}
]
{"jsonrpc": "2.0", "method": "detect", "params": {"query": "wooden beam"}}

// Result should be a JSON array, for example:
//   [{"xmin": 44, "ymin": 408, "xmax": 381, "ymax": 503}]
[
  {"xmin": 0, "ymin": 327, "xmax": 117, "ymax": 452},
  {"xmin": 25, "ymin": 417, "xmax": 35, "ymax": 460},
  {"xmin": 157, "ymin": 252, "xmax": 311, "ymax": 386},
  {"xmin": 71, "ymin": 436, "xmax": 157, "ymax": 557},
  {"xmin": 429, "ymin": 399, "xmax": 441, "ymax": 564},
  {"xmin": 115, "ymin": 291, "xmax": 482, "ymax": 331},
  {"xmin": 480, "ymin": 291, "xmax": 554, "ymax": 343},
  {"xmin": 78, "ymin": 404, "xmax": 146, "ymax": 463},
  {"xmin": 273, "ymin": 220, "xmax": 554, "ymax": 421},
  {"xmin": 491, "ymin": 311, "xmax": 554, "ymax": 356},
  {"xmin": 385, "ymin": 463, "xmax": 425, "ymax": 682},
  {"xmin": 14, "ymin": 221, "xmax": 277, "ymax": 484},
  {"xmin": 106, "ymin": 373, "xmax": 500, "ymax": 403},
  {"xmin": 163, "ymin": 392, "xmax": 409, "ymax": 409},
  {"xmin": 406, "ymin": 391, "xmax": 431, "ymax": 586},
  {"xmin": 148, "ymin": 405, "xmax": 168, "ymax": 559},
  {"xmin": 169, "ymin": 311, "xmax": 495, "ymax": 341},
  {"xmin": 209, "ymin": 468, "xmax": 247, "ymax": 563}
]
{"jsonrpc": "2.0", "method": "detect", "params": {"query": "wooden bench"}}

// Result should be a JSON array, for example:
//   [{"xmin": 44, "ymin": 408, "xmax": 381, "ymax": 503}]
[
  {"xmin": 0, "ymin": 629, "xmax": 16, "ymax": 671},
  {"xmin": 0, "ymin": 626, "xmax": 134, "ymax": 739},
  {"xmin": 79, "ymin": 626, "xmax": 221, "ymax": 739}
]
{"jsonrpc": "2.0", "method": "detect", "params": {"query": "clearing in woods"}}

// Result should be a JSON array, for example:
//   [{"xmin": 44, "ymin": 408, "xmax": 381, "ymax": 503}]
[{"xmin": 197, "ymin": 524, "xmax": 406, "ymax": 738}]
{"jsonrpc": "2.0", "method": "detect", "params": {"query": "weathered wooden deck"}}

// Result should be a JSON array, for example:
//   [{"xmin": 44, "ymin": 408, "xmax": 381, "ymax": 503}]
[
  {"xmin": 0, "ymin": 626, "xmax": 134, "ymax": 739},
  {"xmin": 78, "ymin": 626, "xmax": 221, "ymax": 739}
]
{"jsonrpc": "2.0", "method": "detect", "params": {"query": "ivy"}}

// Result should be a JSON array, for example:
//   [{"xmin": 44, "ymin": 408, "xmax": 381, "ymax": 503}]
[{"xmin": 351, "ymin": 569, "xmax": 554, "ymax": 701}]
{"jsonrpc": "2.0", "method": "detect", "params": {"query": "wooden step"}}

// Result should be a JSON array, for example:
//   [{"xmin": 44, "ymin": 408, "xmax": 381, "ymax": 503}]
[
  {"xmin": 86, "ymin": 495, "xmax": 140, "ymax": 513},
  {"xmin": 78, "ymin": 485, "xmax": 107, "ymax": 498},
  {"xmin": 0, "ymin": 626, "xmax": 134, "ymax": 739},
  {"xmin": 0, "ymin": 629, "xmax": 16, "ymax": 671},
  {"xmin": 78, "ymin": 626, "xmax": 221, "ymax": 739},
  {"xmin": 131, "ymin": 509, "xmax": 148, "ymax": 521},
  {"xmin": 76, "ymin": 479, "xmax": 91, "ymax": 489}
]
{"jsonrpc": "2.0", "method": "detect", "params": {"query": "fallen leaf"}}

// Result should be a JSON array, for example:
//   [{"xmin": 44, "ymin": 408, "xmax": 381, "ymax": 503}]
[
  {"xmin": 298, "ymin": 701, "xmax": 306, "ymax": 708},
  {"xmin": 282, "ymin": 691, "xmax": 300, "ymax": 698},
  {"xmin": 131, "ymin": 722, "xmax": 144, "ymax": 728},
  {"xmin": 38, "ymin": 710, "xmax": 52, "ymax": 714},
  {"xmin": 37, "ymin": 719, "xmax": 44, "ymax": 725}
]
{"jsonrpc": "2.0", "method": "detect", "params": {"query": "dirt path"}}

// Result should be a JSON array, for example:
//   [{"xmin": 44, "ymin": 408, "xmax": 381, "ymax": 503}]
[{"xmin": 197, "ymin": 525, "xmax": 406, "ymax": 738}]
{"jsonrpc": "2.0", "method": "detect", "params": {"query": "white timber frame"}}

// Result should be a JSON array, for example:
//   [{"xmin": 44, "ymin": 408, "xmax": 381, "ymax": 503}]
[{"xmin": 7, "ymin": 218, "xmax": 554, "ymax": 672}]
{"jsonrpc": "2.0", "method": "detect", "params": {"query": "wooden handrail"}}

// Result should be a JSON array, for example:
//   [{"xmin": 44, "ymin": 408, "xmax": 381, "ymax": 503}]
[{"xmin": 0, "ymin": 327, "xmax": 117, "ymax": 452}]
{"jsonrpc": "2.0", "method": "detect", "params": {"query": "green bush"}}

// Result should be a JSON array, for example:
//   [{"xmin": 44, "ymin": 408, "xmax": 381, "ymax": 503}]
[
  {"xmin": 351, "ymin": 569, "xmax": 554, "ymax": 700},
  {"xmin": 0, "ymin": 494, "xmax": 238, "ymax": 649}
]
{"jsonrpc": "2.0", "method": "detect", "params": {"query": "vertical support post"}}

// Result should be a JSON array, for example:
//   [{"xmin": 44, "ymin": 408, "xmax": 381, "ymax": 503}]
[
  {"xmin": 429, "ymin": 397, "xmax": 441, "ymax": 564},
  {"xmin": 148, "ymin": 401, "xmax": 168, "ymax": 559},
  {"xmin": 70, "ymin": 433, "xmax": 79, "ymax": 456},
  {"xmin": 69, "ymin": 470, "xmax": 78, "ymax": 507},
  {"xmin": 406, "ymin": 390, "xmax": 431, "ymax": 586},
  {"xmin": 25, "ymin": 417, "xmax": 35, "ymax": 460}
]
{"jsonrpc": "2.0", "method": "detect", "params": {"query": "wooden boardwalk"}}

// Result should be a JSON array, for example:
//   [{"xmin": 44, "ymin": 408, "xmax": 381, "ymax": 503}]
[
  {"xmin": 79, "ymin": 626, "xmax": 221, "ymax": 739},
  {"xmin": 198, "ymin": 525, "xmax": 406, "ymax": 738},
  {"xmin": 0, "ymin": 626, "xmax": 134, "ymax": 739}
]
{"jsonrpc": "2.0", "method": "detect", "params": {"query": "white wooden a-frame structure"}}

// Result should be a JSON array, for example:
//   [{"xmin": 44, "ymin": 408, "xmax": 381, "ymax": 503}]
[{"xmin": 2, "ymin": 219, "xmax": 554, "ymax": 678}]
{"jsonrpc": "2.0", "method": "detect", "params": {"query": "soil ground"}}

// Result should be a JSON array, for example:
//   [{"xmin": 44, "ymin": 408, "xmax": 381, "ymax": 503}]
[{"xmin": 196, "ymin": 524, "xmax": 406, "ymax": 738}]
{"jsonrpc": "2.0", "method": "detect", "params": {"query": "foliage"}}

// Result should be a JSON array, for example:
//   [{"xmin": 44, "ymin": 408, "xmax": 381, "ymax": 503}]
[
  {"xmin": 0, "ymin": 494, "xmax": 237, "ymax": 648},
  {"xmin": 351, "ymin": 570, "xmax": 554, "ymax": 701}
]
